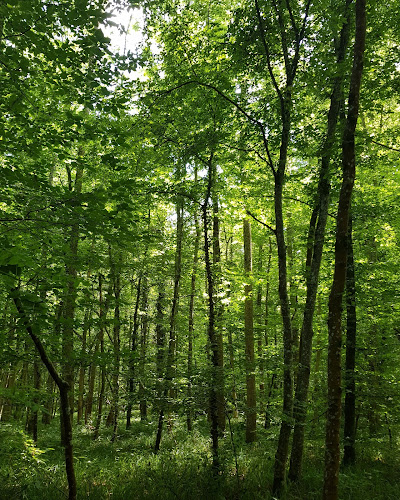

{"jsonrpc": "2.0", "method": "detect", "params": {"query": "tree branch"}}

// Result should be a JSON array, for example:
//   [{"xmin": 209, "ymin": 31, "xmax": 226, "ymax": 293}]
[
  {"xmin": 246, "ymin": 210, "xmax": 276, "ymax": 234},
  {"xmin": 157, "ymin": 79, "xmax": 275, "ymax": 173},
  {"xmin": 370, "ymin": 139, "xmax": 400, "ymax": 153},
  {"xmin": 254, "ymin": 0, "xmax": 283, "ymax": 104},
  {"xmin": 11, "ymin": 289, "xmax": 68, "ymax": 391}
]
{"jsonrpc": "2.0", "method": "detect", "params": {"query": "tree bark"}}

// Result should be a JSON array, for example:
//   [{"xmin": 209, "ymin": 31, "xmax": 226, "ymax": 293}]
[{"xmin": 323, "ymin": 1, "xmax": 366, "ymax": 497}]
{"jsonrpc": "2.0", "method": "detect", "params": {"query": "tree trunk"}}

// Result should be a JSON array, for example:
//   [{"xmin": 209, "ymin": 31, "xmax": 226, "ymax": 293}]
[
  {"xmin": 92, "ymin": 274, "xmax": 108, "ymax": 439},
  {"xmin": 272, "ymin": 163, "xmax": 294, "ymax": 496},
  {"xmin": 93, "ymin": 340, "xmax": 105, "ymax": 441},
  {"xmin": 343, "ymin": 214, "xmax": 357, "ymax": 466},
  {"xmin": 155, "ymin": 281, "xmax": 166, "ymax": 395},
  {"xmin": 126, "ymin": 276, "xmax": 141, "ymax": 429},
  {"xmin": 77, "ymin": 307, "xmax": 90, "ymax": 424},
  {"xmin": 255, "ymin": 0, "xmax": 310, "ymax": 489},
  {"xmin": 155, "ymin": 193, "xmax": 183, "ymax": 451},
  {"xmin": 263, "ymin": 238, "xmax": 273, "ymax": 427},
  {"xmin": 323, "ymin": 1, "xmax": 366, "ymax": 497},
  {"xmin": 110, "ymin": 249, "xmax": 122, "ymax": 442},
  {"xmin": 62, "ymin": 151, "xmax": 84, "ymax": 426},
  {"xmin": 85, "ymin": 274, "xmax": 105, "ymax": 424},
  {"xmin": 212, "ymin": 185, "xmax": 225, "ymax": 434},
  {"xmin": 139, "ymin": 275, "xmax": 149, "ymax": 422},
  {"xmin": 26, "ymin": 359, "xmax": 40, "ymax": 442},
  {"xmin": 12, "ymin": 291, "xmax": 77, "ymax": 500},
  {"xmin": 42, "ymin": 372, "xmax": 55, "ymax": 424},
  {"xmin": 256, "ymin": 243, "xmax": 265, "ymax": 408},
  {"xmin": 289, "ymin": 3, "xmax": 352, "ymax": 481},
  {"xmin": 244, "ymin": 219, "xmax": 257, "ymax": 443},
  {"xmin": 187, "ymin": 190, "xmax": 201, "ymax": 431},
  {"xmin": 202, "ymin": 154, "xmax": 220, "ymax": 469}
]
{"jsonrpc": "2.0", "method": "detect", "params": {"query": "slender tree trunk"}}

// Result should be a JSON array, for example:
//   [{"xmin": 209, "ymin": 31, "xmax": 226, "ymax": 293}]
[
  {"xmin": 62, "ymin": 152, "xmax": 84, "ymax": 425},
  {"xmin": 85, "ymin": 275, "xmax": 105, "ymax": 424},
  {"xmin": 26, "ymin": 359, "xmax": 40, "ymax": 442},
  {"xmin": 155, "ymin": 282, "xmax": 166, "ymax": 393},
  {"xmin": 202, "ymin": 154, "xmax": 220, "ymax": 469},
  {"xmin": 92, "ymin": 274, "xmax": 108, "ymax": 439},
  {"xmin": 42, "ymin": 372, "xmax": 55, "ymax": 424},
  {"xmin": 289, "ymin": 3, "xmax": 352, "ymax": 481},
  {"xmin": 256, "ymin": 243, "xmax": 265, "ymax": 408},
  {"xmin": 255, "ymin": 0, "xmax": 311, "ymax": 488},
  {"xmin": 77, "ymin": 307, "xmax": 89, "ymax": 424},
  {"xmin": 139, "ymin": 275, "xmax": 149, "ymax": 422},
  {"xmin": 85, "ymin": 349, "xmax": 97, "ymax": 424},
  {"xmin": 323, "ymin": 1, "xmax": 366, "ymax": 497},
  {"xmin": 93, "ymin": 328, "xmax": 105, "ymax": 441},
  {"xmin": 187, "ymin": 191, "xmax": 201, "ymax": 431},
  {"xmin": 126, "ymin": 276, "xmax": 141, "ymax": 429},
  {"xmin": 212, "ymin": 186, "xmax": 225, "ymax": 434},
  {"xmin": 155, "ymin": 193, "xmax": 183, "ymax": 451},
  {"xmin": 77, "ymin": 260, "xmax": 93, "ymax": 424},
  {"xmin": 343, "ymin": 214, "xmax": 357, "ymax": 465},
  {"xmin": 110, "ymin": 249, "xmax": 122, "ymax": 442},
  {"xmin": 272, "ymin": 161, "xmax": 294, "ymax": 496},
  {"xmin": 227, "ymin": 326, "xmax": 238, "ymax": 419},
  {"xmin": 263, "ymin": 238, "xmax": 273, "ymax": 427},
  {"xmin": 64, "ymin": 163, "xmax": 83, "ymax": 414},
  {"xmin": 244, "ymin": 219, "xmax": 257, "ymax": 442},
  {"xmin": 13, "ymin": 292, "xmax": 77, "ymax": 500}
]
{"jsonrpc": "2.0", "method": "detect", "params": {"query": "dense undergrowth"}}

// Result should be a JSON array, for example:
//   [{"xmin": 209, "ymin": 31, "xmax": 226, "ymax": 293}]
[{"xmin": 0, "ymin": 415, "xmax": 399, "ymax": 500}]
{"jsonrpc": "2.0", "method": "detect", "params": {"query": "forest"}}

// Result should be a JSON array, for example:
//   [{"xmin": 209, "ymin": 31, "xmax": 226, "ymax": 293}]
[{"xmin": 0, "ymin": 0, "xmax": 399, "ymax": 499}]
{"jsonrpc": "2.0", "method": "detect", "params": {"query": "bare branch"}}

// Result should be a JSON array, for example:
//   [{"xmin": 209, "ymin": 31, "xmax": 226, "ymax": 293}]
[
  {"xmin": 370, "ymin": 139, "xmax": 400, "ymax": 153},
  {"xmin": 246, "ymin": 210, "xmax": 276, "ymax": 234}
]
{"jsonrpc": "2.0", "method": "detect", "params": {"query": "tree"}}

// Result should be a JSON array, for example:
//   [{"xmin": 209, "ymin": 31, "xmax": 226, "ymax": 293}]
[
  {"xmin": 289, "ymin": 0, "xmax": 353, "ymax": 481},
  {"xmin": 323, "ymin": 0, "xmax": 366, "ymax": 497}
]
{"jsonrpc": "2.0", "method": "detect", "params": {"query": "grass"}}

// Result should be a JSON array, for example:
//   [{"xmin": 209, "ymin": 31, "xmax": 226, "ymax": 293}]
[{"xmin": 0, "ymin": 415, "xmax": 399, "ymax": 499}]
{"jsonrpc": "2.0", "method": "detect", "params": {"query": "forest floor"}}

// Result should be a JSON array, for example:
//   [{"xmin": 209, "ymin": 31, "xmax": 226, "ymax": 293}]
[{"xmin": 0, "ymin": 415, "xmax": 399, "ymax": 499}]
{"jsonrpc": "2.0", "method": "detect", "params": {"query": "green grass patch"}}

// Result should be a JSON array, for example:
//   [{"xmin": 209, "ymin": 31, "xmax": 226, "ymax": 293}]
[{"xmin": 0, "ymin": 416, "xmax": 399, "ymax": 499}]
